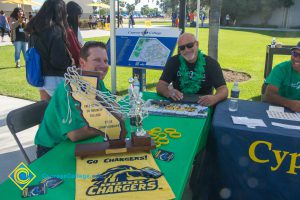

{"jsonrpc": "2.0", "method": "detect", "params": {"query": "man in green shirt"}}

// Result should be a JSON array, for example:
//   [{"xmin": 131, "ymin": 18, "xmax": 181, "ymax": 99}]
[
  {"xmin": 35, "ymin": 41, "xmax": 110, "ymax": 158},
  {"xmin": 264, "ymin": 41, "xmax": 300, "ymax": 112}
]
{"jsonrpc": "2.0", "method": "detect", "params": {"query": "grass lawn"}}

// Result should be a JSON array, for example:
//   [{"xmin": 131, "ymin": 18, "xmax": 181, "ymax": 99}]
[{"xmin": 0, "ymin": 27, "xmax": 299, "ymax": 101}]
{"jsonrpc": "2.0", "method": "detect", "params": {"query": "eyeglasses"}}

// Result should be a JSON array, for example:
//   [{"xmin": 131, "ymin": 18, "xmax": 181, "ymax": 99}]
[
  {"xmin": 291, "ymin": 51, "xmax": 300, "ymax": 58},
  {"xmin": 178, "ymin": 41, "xmax": 196, "ymax": 51}
]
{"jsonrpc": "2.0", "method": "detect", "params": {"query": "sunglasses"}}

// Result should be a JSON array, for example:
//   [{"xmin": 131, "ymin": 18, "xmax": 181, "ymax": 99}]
[
  {"xmin": 178, "ymin": 41, "xmax": 196, "ymax": 51},
  {"xmin": 291, "ymin": 51, "xmax": 300, "ymax": 58}
]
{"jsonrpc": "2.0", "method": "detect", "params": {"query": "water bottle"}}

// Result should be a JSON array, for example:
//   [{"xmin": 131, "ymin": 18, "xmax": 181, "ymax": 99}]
[
  {"xmin": 133, "ymin": 75, "xmax": 140, "ymax": 97},
  {"xmin": 271, "ymin": 37, "xmax": 276, "ymax": 48},
  {"xmin": 229, "ymin": 82, "xmax": 240, "ymax": 112}
]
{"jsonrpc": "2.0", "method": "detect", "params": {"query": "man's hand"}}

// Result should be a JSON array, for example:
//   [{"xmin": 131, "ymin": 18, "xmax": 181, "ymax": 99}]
[
  {"xmin": 287, "ymin": 100, "xmax": 300, "ymax": 112},
  {"xmin": 169, "ymin": 89, "xmax": 183, "ymax": 101},
  {"xmin": 156, "ymin": 80, "xmax": 183, "ymax": 100},
  {"xmin": 198, "ymin": 95, "xmax": 217, "ymax": 107},
  {"xmin": 198, "ymin": 85, "xmax": 228, "ymax": 107},
  {"xmin": 265, "ymin": 85, "xmax": 300, "ymax": 112}
]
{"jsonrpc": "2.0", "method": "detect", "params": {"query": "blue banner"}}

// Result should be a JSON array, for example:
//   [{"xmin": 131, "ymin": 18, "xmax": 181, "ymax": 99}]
[{"xmin": 107, "ymin": 28, "xmax": 181, "ymax": 70}]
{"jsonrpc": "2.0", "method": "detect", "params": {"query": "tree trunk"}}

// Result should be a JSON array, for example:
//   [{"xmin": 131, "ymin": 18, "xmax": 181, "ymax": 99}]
[
  {"xmin": 283, "ymin": 7, "xmax": 289, "ymax": 28},
  {"xmin": 208, "ymin": 0, "xmax": 222, "ymax": 61}
]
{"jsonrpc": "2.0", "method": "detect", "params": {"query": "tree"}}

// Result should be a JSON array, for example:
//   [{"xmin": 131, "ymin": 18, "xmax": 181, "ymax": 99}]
[
  {"xmin": 221, "ymin": 0, "xmax": 295, "ymax": 25},
  {"xmin": 280, "ymin": 0, "xmax": 294, "ymax": 28},
  {"xmin": 126, "ymin": 3, "xmax": 136, "ymax": 13},
  {"xmin": 159, "ymin": 0, "xmax": 179, "ymax": 13},
  {"xmin": 208, "ymin": 0, "xmax": 222, "ymax": 60},
  {"xmin": 141, "ymin": 5, "xmax": 150, "ymax": 15},
  {"xmin": 279, "ymin": 0, "xmax": 294, "ymax": 7}
]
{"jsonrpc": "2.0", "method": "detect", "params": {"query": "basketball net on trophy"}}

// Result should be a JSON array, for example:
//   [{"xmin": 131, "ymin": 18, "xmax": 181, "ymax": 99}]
[{"xmin": 63, "ymin": 66, "xmax": 155, "ymax": 158}]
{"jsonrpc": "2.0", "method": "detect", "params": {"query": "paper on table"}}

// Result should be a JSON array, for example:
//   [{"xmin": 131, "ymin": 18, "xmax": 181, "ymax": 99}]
[
  {"xmin": 271, "ymin": 122, "xmax": 300, "ymax": 130},
  {"xmin": 267, "ymin": 110, "xmax": 300, "ymax": 122},
  {"xmin": 268, "ymin": 105, "xmax": 284, "ymax": 112},
  {"xmin": 231, "ymin": 116, "xmax": 267, "ymax": 128}
]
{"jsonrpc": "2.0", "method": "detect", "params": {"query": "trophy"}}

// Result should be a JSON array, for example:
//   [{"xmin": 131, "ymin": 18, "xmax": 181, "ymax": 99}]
[
  {"xmin": 128, "ymin": 77, "xmax": 151, "ymax": 147},
  {"xmin": 63, "ymin": 67, "xmax": 155, "ymax": 158}
]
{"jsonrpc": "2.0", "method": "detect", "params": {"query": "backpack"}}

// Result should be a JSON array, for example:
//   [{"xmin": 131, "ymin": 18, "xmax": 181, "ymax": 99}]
[{"xmin": 25, "ymin": 36, "xmax": 44, "ymax": 87}]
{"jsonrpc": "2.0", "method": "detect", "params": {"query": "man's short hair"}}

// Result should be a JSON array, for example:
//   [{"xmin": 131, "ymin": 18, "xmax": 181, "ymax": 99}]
[{"xmin": 80, "ymin": 41, "xmax": 107, "ymax": 60}]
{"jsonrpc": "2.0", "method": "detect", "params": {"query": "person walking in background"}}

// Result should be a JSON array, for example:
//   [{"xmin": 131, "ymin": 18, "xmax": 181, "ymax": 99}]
[
  {"xmin": 0, "ymin": 10, "xmax": 10, "ymax": 42},
  {"xmin": 175, "ymin": 16, "xmax": 179, "ymax": 27},
  {"xmin": 88, "ymin": 15, "xmax": 94, "ymax": 29},
  {"xmin": 118, "ymin": 15, "xmax": 123, "ymax": 28},
  {"xmin": 100, "ymin": 15, "xmax": 106, "ymax": 29},
  {"xmin": 200, "ymin": 12, "xmax": 206, "ymax": 27},
  {"xmin": 9, "ymin": 7, "xmax": 28, "ymax": 68},
  {"xmin": 129, "ymin": 13, "xmax": 135, "ymax": 28},
  {"xmin": 171, "ymin": 11, "xmax": 177, "ymax": 27},
  {"xmin": 25, "ymin": 0, "xmax": 72, "ymax": 101},
  {"xmin": 66, "ymin": 1, "xmax": 83, "ymax": 66},
  {"xmin": 225, "ymin": 14, "xmax": 230, "ymax": 26},
  {"xmin": 189, "ymin": 11, "xmax": 195, "ymax": 23},
  {"xmin": 106, "ymin": 15, "xmax": 110, "ymax": 24}
]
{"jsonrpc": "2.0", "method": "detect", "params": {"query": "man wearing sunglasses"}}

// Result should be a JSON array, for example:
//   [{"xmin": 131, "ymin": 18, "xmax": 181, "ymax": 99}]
[
  {"xmin": 264, "ymin": 42, "xmax": 300, "ymax": 112},
  {"xmin": 156, "ymin": 33, "xmax": 228, "ymax": 107}
]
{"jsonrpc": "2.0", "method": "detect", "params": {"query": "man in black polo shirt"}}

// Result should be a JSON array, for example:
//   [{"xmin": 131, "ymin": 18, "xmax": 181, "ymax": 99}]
[{"xmin": 156, "ymin": 33, "xmax": 228, "ymax": 106}]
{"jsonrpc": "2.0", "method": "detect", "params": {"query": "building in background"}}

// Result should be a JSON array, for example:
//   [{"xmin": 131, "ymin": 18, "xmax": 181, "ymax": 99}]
[
  {"xmin": 0, "ymin": 3, "xmax": 32, "ymax": 17},
  {"xmin": 239, "ymin": 0, "xmax": 300, "ymax": 28}
]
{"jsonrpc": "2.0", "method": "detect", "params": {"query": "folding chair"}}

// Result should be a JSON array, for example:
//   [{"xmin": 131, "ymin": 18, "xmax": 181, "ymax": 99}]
[{"xmin": 6, "ymin": 101, "xmax": 48, "ymax": 164}]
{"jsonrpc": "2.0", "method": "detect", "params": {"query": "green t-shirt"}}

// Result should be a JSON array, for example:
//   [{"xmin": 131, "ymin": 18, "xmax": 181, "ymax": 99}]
[
  {"xmin": 35, "ymin": 80, "xmax": 110, "ymax": 147},
  {"xmin": 266, "ymin": 60, "xmax": 300, "ymax": 100}
]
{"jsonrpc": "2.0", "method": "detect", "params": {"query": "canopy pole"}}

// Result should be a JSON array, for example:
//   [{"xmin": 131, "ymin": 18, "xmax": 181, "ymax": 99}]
[
  {"xmin": 110, "ymin": 0, "xmax": 116, "ymax": 94},
  {"xmin": 179, "ymin": 0, "xmax": 186, "ymax": 34},
  {"xmin": 195, "ymin": 0, "xmax": 200, "ymax": 39}
]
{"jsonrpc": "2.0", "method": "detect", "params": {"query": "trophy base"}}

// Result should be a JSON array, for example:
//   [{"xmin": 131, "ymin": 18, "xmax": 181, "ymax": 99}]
[
  {"xmin": 131, "ymin": 131, "xmax": 151, "ymax": 146},
  {"xmin": 75, "ymin": 138, "xmax": 156, "ymax": 159}
]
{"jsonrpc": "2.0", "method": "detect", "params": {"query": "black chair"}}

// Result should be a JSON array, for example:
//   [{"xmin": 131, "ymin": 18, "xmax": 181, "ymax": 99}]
[{"xmin": 6, "ymin": 101, "xmax": 48, "ymax": 164}]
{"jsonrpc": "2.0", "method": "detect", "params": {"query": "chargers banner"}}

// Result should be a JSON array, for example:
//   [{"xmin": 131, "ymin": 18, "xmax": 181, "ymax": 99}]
[
  {"xmin": 107, "ymin": 28, "xmax": 181, "ymax": 69},
  {"xmin": 76, "ymin": 152, "xmax": 175, "ymax": 200}
]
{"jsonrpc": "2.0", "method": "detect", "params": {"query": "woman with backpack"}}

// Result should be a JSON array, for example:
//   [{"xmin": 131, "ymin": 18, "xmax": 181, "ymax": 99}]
[
  {"xmin": 25, "ymin": 0, "xmax": 72, "ymax": 101},
  {"xmin": 0, "ymin": 10, "xmax": 10, "ymax": 42}
]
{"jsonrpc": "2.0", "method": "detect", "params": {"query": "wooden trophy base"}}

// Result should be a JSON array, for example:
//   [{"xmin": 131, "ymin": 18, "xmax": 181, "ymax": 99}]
[
  {"xmin": 75, "ymin": 135, "xmax": 156, "ymax": 159},
  {"xmin": 131, "ymin": 131, "xmax": 151, "ymax": 146}
]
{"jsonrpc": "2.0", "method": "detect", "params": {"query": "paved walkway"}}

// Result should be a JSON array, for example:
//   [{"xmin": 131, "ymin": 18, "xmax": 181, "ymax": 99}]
[{"xmin": 0, "ymin": 96, "xmax": 36, "ymax": 184}]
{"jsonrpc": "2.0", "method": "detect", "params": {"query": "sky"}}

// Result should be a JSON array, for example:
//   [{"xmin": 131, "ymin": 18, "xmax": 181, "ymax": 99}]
[{"xmin": 33, "ymin": 0, "xmax": 160, "ymax": 11}]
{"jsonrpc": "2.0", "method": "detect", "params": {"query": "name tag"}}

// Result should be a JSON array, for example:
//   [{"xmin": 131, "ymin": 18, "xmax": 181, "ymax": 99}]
[{"xmin": 19, "ymin": 28, "xmax": 24, "ymax": 32}]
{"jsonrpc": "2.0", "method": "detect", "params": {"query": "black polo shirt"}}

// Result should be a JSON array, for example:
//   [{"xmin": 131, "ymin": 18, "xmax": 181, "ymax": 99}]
[{"xmin": 160, "ymin": 54, "xmax": 226, "ymax": 95}]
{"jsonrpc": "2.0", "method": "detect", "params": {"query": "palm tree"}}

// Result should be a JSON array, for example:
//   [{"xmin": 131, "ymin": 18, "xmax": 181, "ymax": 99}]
[{"xmin": 208, "ymin": 0, "xmax": 222, "ymax": 60}]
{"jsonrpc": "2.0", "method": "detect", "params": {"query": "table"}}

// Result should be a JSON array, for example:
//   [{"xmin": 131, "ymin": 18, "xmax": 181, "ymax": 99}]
[
  {"xmin": 0, "ymin": 92, "xmax": 212, "ymax": 200},
  {"xmin": 201, "ymin": 99, "xmax": 300, "ymax": 200}
]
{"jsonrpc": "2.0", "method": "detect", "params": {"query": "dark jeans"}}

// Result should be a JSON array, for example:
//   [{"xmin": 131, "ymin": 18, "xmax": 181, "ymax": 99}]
[
  {"xmin": 36, "ymin": 145, "xmax": 53, "ymax": 158},
  {"xmin": 1, "ymin": 27, "xmax": 5, "ymax": 37}
]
